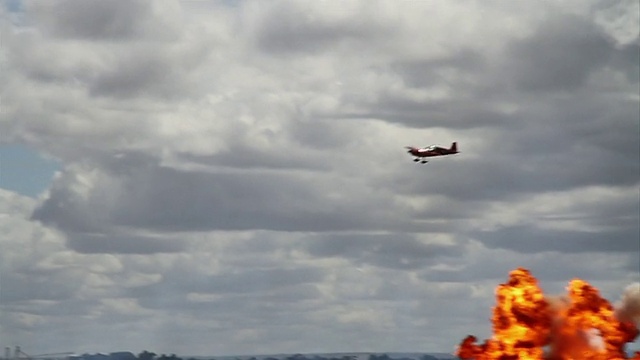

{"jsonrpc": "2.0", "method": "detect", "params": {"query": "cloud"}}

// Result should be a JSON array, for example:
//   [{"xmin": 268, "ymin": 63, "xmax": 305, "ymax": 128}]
[
  {"xmin": 131, "ymin": 266, "xmax": 325, "ymax": 301},
  {"xmin": 248, "ymin": 1, "xmax": 400, "ymax": 55},
  {"xmin": 473, "ymin": 224, "xmax": 639, "ymax": 253},
  {"xmin": 2, "ymin": 0, "xmax": 639, "ymax": 355},
  {"xmin": 31, "ymin": 148, "xmax": 440, "ymax": 237},
  {"xmin": 27, "ymin": 0, "xmax": 183, "ymax": 41},
  {"xmin": 303, "ymin": 233, "xmax": 463, "ymax": 270},
  {"xmin": 66, "ymin": 232, "xmax": 185, "ymax": 254},
  {"xmin": 506, "ymin": 14, "xmax": 614, "ymax": 92}
]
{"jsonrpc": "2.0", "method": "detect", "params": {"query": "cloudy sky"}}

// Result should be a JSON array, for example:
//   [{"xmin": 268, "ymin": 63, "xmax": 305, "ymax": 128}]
[{"xmin": 1, "ymin": 0, "xmax": 639, "ymax": 356}]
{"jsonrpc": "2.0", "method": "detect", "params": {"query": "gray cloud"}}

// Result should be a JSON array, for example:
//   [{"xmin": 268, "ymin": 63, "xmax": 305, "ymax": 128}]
[
  {"xmin": 391, "ymin": 49, "xmax": 487, "ymax": 89},
  {"xmin": 473, "ymin": 225, "xmax": 639, "ymax": 253},
  {"xmin": 506, "ymin": 14, "xmax": 614, "ymax": 92},
  {"xmin": 418, "ymin": 247, "xmax": 638, "ymax": 286},
  {"xmin": 109, "ymin": 167, "xmax": 373, "ymax": 232},
  {"xmin": 31, "ymin": 178, "xmax": 107, "ymax": 233},
  {"xmin": 3, "ymin": 0, "xmax": 640, "ymax": 355},
  {"xmin": 0, "ymin": 270, "xmax": 79, "ymax": 303},
  {"xmin": 89, "ymin": 49, "xmax": 182, "ymax": 99},
  {"xmin": 610, "ymin": 43, "xmax": 640, "ymax": 82},
  {"xmin": 252, "ymin": 1, "xmax": 398, "ymax": 55},
  {"xmin": 87, "ymin": 43, "xmax": 211, "ymax": 100},
  {"xmin": 303, "ymin": 233, "xmax": 464, "ymax": 270},
  {"xmin": 28, "ymin": 0, "xmax": 181, "ymax": 41},
  {"xmin": 66, "ymin": 232, "xmax": 185, "ymax": 254},
  {"xmin": 388, "ymin": 99, "xmax": 639, "ymax": 203},
  {"xmin": 132, "ymin": 266, "xmax": 324, "ymax": 300},
  {"xmin": 31, "ymin": 153, "xmax": 419, "ymax": 234}
]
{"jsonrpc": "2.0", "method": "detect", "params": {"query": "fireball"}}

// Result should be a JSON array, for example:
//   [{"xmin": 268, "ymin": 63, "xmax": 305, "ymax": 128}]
[{"xmin": 456, "ymin": 268, "xmax": 640, "ymax": 360}]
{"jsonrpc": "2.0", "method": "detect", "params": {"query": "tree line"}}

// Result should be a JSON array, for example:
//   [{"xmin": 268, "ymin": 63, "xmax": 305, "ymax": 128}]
[{"xmin": 135, "ymin": 352, "xmax": 442, "ymax": 360}]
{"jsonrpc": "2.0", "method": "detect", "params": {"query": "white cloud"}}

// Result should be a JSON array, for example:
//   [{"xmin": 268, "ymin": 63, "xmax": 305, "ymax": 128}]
[{"xmin": 1, "ymin": 0, "xmax": 638, "ymax": 355}]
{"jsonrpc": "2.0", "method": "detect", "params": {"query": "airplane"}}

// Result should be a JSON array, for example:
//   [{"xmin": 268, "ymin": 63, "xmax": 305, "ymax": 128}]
[{"xmin": 405, "ymin": 142, "xmax": 459, "ymax": 164}]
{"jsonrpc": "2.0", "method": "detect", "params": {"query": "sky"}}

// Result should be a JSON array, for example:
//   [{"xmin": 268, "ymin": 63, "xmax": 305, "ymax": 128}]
[
  {"xmin": 1, "ymin": 0, "xmax": 639, "ymax": 356},
  {"xmin": 0, "ymin": 145, "xmax": 60, "ymax": 197}
]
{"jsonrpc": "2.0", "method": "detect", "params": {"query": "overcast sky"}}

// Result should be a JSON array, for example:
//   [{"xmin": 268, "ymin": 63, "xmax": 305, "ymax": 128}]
[{"xmin": 1, "ymin": 0, "xmax": 639, "ymax": 356}]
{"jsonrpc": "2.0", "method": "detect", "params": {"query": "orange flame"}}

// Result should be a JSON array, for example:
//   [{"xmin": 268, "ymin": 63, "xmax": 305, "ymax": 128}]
[{"xmin": 456, "ymin": 268, "xmax": 640, "ymax": 360}]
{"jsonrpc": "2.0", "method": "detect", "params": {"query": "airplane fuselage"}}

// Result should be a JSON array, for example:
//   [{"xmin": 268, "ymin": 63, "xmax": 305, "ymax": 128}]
[
  {"xmin": 407, "ymin": 147, "xmax": 458, "ymax": 157},
  {"xmin": 405, "ymin": 142, "xmax": 459, "ymax": 163}
]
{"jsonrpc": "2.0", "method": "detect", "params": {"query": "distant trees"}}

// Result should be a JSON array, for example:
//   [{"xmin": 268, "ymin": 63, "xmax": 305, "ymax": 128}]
[
  {"xmin": 137, "ymin": 352, "xmax": 157, "ymax": 360},
  {"xmin": 137, "ymin": 352, "xmax": 183, "ymax": 360},
  {"xmin": 369, "ymin": 355, "xmax": 439, "ymax": 360},
  {"xmin": 419, "ymin": 356, "xmax": 439, "ymax": 360},
  {"xmin": 369, "ymin": 355, "xmax": 391, "ymax": 360},
  {"xmin": 286, "ymin": 355, "xmax": 356, "ymax": 360},
  {"xmin": 132, "ymin": 353, "xmax": 444, "ymax": 360}
]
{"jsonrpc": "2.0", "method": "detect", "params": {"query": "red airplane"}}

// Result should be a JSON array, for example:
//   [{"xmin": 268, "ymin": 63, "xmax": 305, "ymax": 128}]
[{"xmin": 405, "ymin": 142, "xmax": 459, "ymax": 163}]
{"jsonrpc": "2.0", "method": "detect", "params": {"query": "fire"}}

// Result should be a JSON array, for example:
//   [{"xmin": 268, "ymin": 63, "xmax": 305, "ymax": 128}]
[{"xmin": 456, "ymin": 268, "xmax": 640, "ymax": 360}]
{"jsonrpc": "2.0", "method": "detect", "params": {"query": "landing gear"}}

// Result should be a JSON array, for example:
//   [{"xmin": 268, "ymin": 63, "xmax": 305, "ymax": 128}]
[
  {"xmin": 413, "ymin": 158, "xmax": 420, "ymax": 162},
  {"xmin": 420, "ymin": 160, "xmax": 428, "ymax": 164}
]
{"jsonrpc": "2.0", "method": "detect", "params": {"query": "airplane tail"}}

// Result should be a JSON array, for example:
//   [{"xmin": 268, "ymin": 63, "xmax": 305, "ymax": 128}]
[{"xmin": 450, "ymin": 142, "xmax": 458, "ymax": 153}]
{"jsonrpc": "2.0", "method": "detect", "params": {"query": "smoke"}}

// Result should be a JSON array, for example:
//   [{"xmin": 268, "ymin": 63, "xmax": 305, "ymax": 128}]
[
  {"xmin": 615, "ymin": 282, "xmax": 640, "ymax": 324},
  {"xmin": 546, "ymin": 282, "xmax": 640, "ymax": 359},
  {"xmin": 547, "ymin": 295, "xmax": 602, "ymax": 359},
  {"xmin": 582, "ymin": 328, "xmax": 605, "ymax": 352}
]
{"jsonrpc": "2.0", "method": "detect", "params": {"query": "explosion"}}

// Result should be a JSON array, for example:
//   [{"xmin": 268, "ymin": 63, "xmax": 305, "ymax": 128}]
[{"xmin": 456, "ymin": 268, "xmax": 640, "ymax": 360}]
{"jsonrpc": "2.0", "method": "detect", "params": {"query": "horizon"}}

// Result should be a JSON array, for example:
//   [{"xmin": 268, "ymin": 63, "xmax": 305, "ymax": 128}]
[{"xmin": 2, "ymin": 349, "xmax": 458, "ymax": 360}]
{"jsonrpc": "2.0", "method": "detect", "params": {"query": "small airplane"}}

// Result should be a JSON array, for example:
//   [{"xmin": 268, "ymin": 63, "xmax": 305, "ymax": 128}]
[{"xmin": 405, "ymin": 142, "xmax": 459, "ymax": 163}]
